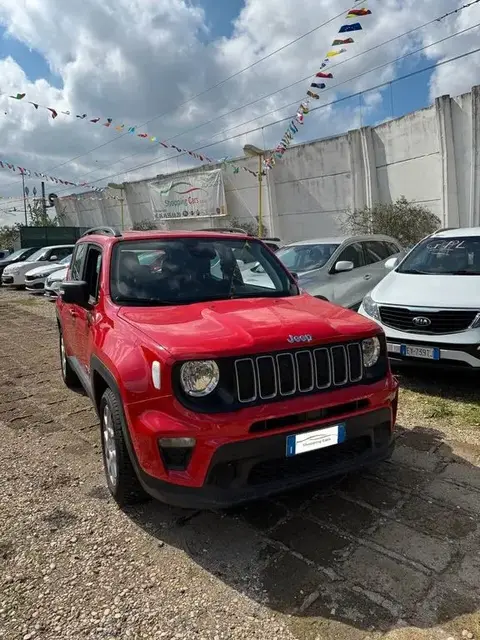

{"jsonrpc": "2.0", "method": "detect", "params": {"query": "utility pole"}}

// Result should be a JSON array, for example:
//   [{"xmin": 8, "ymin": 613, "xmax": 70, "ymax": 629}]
[
  {"xmin": 41, "ymin": 181, "xmax": 47, "ymax": 221},
  {"xmin": 21, "ymin": 171, "xmax": 28, "ymax": 226}
]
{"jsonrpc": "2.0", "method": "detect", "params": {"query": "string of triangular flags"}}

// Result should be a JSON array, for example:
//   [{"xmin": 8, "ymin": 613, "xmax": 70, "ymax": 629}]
[
  {"xmin": 264, "ymin": 2, "xmax": 371, "ymax": 171},
  {"xmin": 0, "ymin": 93, "xmax": 259, "ymax": 179},
  {"xmin": 0, "ymin": 156, "xmax": 105, "ymax": 191}
]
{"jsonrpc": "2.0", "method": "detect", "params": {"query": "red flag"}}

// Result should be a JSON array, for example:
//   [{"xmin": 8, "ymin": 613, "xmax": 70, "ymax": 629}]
[
  {"xmin": 137, "ymin": 133, "xmax": 148, "ymax": 138},
  {"xmin": 346, "ymin": 8, "xmax": 371, "ymax": 18},
  {"xmin": 316, "ymin": 72, "xmax": 333, "ymax": 78}
]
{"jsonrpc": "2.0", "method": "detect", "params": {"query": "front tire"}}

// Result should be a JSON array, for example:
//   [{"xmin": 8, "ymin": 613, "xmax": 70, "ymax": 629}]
[
  {"xmin": 99, "ymin": 388, "xmax": 149, "ymax": 507},
  {"xmin": 59, "ymin": 330, "xmax": 80, "ymax": 389}
]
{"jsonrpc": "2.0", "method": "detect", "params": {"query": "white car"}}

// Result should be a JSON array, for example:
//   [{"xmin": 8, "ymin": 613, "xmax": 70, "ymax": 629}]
[
  {"xmin": 1, "ymin": 244, "xmax": 74, "ymax": 288},
  {"xmin": 25, "ymin": 255, "xmax": 72, "ymax": 294},
  {"xmin": 243, "ymin": 235, "xmax": 403, "ymax": 310},
  {"xmin": 359, "ymin": 227, "xmax": 480, "ymax": 369},
  {"xmin": 44, "ymin": 265, "xmax": 69, "ymax": 300}
]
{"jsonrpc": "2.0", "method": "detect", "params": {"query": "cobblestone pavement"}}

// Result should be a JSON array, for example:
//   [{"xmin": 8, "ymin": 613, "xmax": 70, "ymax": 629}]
[{"xmin": 0, "ymin": 290, "xmax": 479, "ymax": 640}]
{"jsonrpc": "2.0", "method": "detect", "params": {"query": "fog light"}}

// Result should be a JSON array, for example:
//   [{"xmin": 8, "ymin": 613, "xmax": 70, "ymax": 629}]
[{"xmin": 159, "ymin": 437, "xmax": 196, "ymax": 448}]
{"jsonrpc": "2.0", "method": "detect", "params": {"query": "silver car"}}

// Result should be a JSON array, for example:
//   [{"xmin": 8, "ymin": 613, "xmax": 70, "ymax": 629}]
[{"xmin": 242, "ymin": 234, "xmax": 403, "ymax": 310}]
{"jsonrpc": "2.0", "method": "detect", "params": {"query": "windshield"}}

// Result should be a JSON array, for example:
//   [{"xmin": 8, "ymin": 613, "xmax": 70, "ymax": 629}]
[
  {"xmin": 26, "ymin": 247, "xmax": 48, "ymax": 262},
  {"xmin": 397, "ymin": 237, "xmax": 480, "ymax": 276},
  {"xmin": 4, "ymin": 248, "xmax": 27, "ymax": 261},
  {"xmin": 59, "ymin": 255, "xmax": 72, "ymax": 265},
  {"xmin": 110, "ymin": 237, "xmax": 297, "ymax": 305},
  {"xmin": 251, "ymin": 243, "xmax": 339, "ymax": 274}
]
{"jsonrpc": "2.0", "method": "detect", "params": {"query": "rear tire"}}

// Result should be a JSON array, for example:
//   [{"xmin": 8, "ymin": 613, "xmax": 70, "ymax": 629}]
[
  {"xmin": 99, "ymin": 388, "xmax": 149, "ymax": 507},
  {"xmin": 59, "ymin": 330, "xmax": 80, "ymax": 389}
]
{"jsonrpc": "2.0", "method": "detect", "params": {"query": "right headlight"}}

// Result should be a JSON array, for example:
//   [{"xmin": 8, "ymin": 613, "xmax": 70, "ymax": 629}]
[
  {"xmin": 362, "ymin": 336, "xmax": 381, "ymax": 368},
  {"xmin": 180, "ymin": 360, "xmax": 220, "ymax": 397},
  {"xmin": 362, "ymin": 294, "xmax": 380, "ymax": 320}
]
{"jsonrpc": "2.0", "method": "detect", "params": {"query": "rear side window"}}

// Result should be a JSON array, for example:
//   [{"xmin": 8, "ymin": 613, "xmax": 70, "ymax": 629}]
[
  {"xmin": 70, "ymin": 243, "xmax": 88, "ymax": 281},
  {"xmin": 84, "ymin": 246, "xmax": 102, "ymax": 302}
]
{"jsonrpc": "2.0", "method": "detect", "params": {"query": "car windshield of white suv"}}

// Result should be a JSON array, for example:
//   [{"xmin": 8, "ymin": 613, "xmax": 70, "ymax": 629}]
[
  {"xmin": 250, "ymin": 243, "xmax": 340, "ymax": 274},
  {"xmin": 26, "ymin": 247, "xmax": 49, "ymax": 262},
  {"xmin": 397, "ymin": 237, "xmax": 480, "ymax": 276},
  {"xmin": 110, "ymin": 238, "xmax": 297, "ymax": 305}
]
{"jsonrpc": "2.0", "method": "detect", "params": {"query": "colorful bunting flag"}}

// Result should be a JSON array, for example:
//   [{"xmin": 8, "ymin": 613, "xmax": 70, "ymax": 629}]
[
  {"xmin": 90, "ymin": 117, "xmax": 100, "ymax": 123},
  {"xmin": 10, "ymin": 93, "xmax": 25, "ymax": 100},
  {"xmin": 264, "ymin": 3, "xmax": 371, "ymax": 172},
  {"xmin": 76, "ymin": 114, "xmax": 87, "ymax": 119},
  {"xmin": 339, "ymin": 22, "xmax": 362, "ymax": 33},
  {"xmin": 347, "ymin": 8, "xmax": 371, "ymax": 18},
  {"xmin": 103, "ymin": 118, "xmax": 113, "ymax": 127},
  {"xmin": 30, "ymin": 103, "xmax": 39, "ymax": 109},
  {"xmin": 48, "ymin": 108, "xmax": 58, "ymax": 119},
  {"xmin": 332, "ymin": 37, "xmax": 354, "ymax": 45}
]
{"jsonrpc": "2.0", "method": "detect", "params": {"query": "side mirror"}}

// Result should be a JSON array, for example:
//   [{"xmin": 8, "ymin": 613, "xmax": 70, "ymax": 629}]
[
  {"xmin": 290, "ymin": 272, "xmax": 299, "ymax": 281},
  {"xmin": 334, "ymin": 260, "xmax": 354, "ymax": 273},
  {"xmin": 385, "ymin": 257, "xmax": 398, "ymax": 271},
  {"xmin": 60, "ymin": 281, "xmax": 89, "ymax": 307},
  {"xmin": 49, "ymin": 255, "xmax": 58, "ymax": 262}
]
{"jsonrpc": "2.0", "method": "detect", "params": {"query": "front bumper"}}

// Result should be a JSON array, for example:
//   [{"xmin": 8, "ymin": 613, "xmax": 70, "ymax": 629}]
[
  {"xmin": 358, "ymin": 306, "xmax": 480, "ymax": 369},
  {"xmin": 137, "ymin": 408, "xmax": 394, "ymax": 509},
  {"xmin": 125, "ymin": 378, "xmax": 398, "ymax": 509},
  {"xmin": 25, "ymin": 278, "xmax": 46, "ymax": 293}
]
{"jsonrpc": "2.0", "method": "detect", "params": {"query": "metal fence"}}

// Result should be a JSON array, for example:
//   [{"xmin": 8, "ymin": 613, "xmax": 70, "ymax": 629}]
[{"xmin": 20, "ymin": 226, "xmax": 90, "ymax": 248}]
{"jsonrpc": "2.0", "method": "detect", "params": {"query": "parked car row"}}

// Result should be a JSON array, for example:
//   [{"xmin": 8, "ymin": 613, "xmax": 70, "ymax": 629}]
[{"xmin": 1, "ymin": 244, "xmax": 74, "ymax": 298}]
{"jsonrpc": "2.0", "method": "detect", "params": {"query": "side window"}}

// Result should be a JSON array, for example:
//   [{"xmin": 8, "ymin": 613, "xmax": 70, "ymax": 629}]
[
  {"xmin": 363, "ymin": 241, "xmax": 390, "ymax": 265},
  {"xmin": 337, "ymin": 243, "xmax": 365, "ymax": 269},
  {"xmin": 70, "ymin": 243, "xmax": 88, "ymax": 281},
  {"xmin": 84, "ymin": 246, "xmax": 102, "ymax": 303},
  {"xmin": 387, "ymin": 241, "xmax": 401, "ymax": 255},
  {"xmin": 57, "ymin": 247, "xmax": 73, "ymax": 260}
]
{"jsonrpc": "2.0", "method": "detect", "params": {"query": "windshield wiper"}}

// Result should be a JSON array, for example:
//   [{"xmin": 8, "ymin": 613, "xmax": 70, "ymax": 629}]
[
  {"xmin": 398, "ymin": 268, "xmax": 427, "ymax": 274},
  {"xmin": 448, "ymin": 270, "xmax": 480, "ymax": 276}
]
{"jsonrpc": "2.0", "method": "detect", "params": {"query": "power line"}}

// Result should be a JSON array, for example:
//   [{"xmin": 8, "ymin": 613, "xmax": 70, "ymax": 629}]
[
  {"xmin": 2, "ymin": 0, "xmax": 478, "ymax": 192},
  {"xmin": 33, "ymin": 19, "xmax": 480, "ymax": 191},
  {"xmin": 18, "ymin": 2, "xmax": 359, "ymax": 178},
  {"xmin": 2, "ymin": 41, "xmax": 477, "ymax": 212}
]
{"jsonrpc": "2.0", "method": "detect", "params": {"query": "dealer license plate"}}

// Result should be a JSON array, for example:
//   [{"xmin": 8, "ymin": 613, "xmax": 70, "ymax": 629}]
[
  {"xmin": 387, "ymin": 342, "xmax": 440, "ymax": 360},
  {"xmin": 286, "ymin": 423, "xmax": 346, "ymax": 457}
]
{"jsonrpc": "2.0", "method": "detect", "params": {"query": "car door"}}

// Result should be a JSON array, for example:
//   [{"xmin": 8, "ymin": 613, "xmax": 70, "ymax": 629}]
[
  {"xmin": 329, "ymin": 242, "xmax": 373, "ymax": 309},
  {"xmin": 75, "ymin": 244, "xmax": 103, "ymax": 375},
  {"xmin": 61, "ymin": 242, "xmax": 88, "ymax": 357}
]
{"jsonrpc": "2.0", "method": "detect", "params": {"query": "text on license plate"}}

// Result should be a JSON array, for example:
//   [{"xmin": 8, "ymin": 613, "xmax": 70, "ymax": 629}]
[
  {"xmin": 286, "ymin": 423, "xmax": 346, "ymax": 457},
  {"xmin": 387, "ymin": 343, "xmax": 440, "ymax": 360}
]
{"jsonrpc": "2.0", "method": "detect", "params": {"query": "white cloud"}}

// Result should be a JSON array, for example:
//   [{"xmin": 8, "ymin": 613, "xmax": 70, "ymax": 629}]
[{"xmin": 0, "ymin": 0, "xmax": 479, "ymax": 226}]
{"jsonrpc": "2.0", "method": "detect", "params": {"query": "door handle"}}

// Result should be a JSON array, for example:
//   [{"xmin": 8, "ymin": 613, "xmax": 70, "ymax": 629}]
[
  {"xmin": 69, "ymin": 309, "xmax": 78, "ymax": 317},
  {"xmin": 364, "ymin": 274, "xmax": 372, "ymax": 281}
]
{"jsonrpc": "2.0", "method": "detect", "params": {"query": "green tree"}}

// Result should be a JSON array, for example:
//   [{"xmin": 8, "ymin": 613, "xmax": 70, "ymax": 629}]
[
  {"xmin": 341, "ymin": 196, "xmax": 441, "ymax": 247},
  {"xmin": 228, "ymin": 216, "xmax": 270, "ymax": 238},
  {"xmin": 28, "ymin": 199, "xmax": 58, "ymax": 227},
  {"xmin": 0, "ymin": 223, "xmax": 22, "ymax": 250},
  {"xmin": 132, "ymin": 219, "xmax": 157, "ymax": 230}
]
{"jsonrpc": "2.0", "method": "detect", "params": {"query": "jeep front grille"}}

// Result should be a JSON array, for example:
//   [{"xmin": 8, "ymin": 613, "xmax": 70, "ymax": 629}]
[{"xmin": 234, "ymin": 343, "xmax": 363, "ymax": 404}]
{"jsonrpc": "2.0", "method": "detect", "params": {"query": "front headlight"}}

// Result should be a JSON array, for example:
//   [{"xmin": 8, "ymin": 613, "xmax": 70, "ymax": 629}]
[
  {"xmin": 7, "ymin": 267, "xmax": 19, "ymax": 275},
  {"xmin": 362, "ymin": 337, "xmax": 381, "ymax": 368},
  {"xmin": 180, "ymin": 360, "xmax": 220, "ymax": 397},
  {"xmin": 50, "ymin": 280, "xmax": 62, "ymax": 289},
  {"xmin": 362, "ymin": 294, "xmax": 380, "ymax": 320}
]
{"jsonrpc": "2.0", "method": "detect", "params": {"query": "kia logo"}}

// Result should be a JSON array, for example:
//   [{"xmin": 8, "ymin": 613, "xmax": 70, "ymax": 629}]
[
  {"xmin": 287, "ymin": 334, "xmax": 313, "ymax": 344},
  {"xmin": 412, "ymin": 316, "xmax": 431, "ymax": 327}
]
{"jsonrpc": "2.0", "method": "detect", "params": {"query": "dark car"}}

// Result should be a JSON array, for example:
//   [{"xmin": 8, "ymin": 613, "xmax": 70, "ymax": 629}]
[{"xmin": 0, "ymin": 247, "xmax": 38, "ymax": 278}]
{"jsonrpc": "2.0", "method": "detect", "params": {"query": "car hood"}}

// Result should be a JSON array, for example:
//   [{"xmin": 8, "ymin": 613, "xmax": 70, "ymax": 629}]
[
  {"xmin": 0, "ymin": 257, "xmax": 14, "ymax": 267},
  {"xmin": 371, "ymin": 271, "xmax": 480, "ymax": 308},
  {"xmin": 117, "ymin": 294, "xmax": 380, "ymax": 359},
  {"xmin": 25, "ymin": 262, "xmax": 63, "ymax": 277},
  {"xmin": 3, "ymin": 259, "xmax": 47, "ymax": 273},
  {"xmin": 47, "ymin": 266, "xmax": 68, "ymax": 280}
]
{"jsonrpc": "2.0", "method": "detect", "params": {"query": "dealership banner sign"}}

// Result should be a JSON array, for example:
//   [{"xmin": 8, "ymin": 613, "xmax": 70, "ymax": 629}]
[{"xmin": 149, "ymin": 169, "xmax": 227, "ymax": 221}]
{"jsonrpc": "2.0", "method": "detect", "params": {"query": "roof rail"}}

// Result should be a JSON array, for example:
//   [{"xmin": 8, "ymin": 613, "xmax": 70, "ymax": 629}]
[
  {"xmin": 202, "ymin": 227, "xmax": 249, "ymax": 235},
  {"xmin": 82, "ymin": 226, "xmax": 122, "ymax": 238}
]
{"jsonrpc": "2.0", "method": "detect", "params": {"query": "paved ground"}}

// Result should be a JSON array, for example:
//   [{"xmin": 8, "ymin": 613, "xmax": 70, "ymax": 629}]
[{"xmin": 0, "ymin": 289, "xmax": 479, "ymax": 640}]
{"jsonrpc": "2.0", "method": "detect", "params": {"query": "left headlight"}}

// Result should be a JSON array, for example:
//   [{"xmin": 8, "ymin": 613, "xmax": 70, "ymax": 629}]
[
  {"xmin": 180, "ymin": 360, "xmax": 220, "ymax": 397},
  {"xmin": 362, "ymin": 337, "xmax": 381, "ymax": 368},
  {"xmin": 362, "ymin": 294, "xmax": 380, "ymax": 320}
]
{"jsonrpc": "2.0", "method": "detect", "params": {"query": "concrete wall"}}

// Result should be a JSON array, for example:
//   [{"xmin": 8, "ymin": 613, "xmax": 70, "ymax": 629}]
[{"xmin": 57, "ymin": 85, "xmax": 480, "ymax": 240}]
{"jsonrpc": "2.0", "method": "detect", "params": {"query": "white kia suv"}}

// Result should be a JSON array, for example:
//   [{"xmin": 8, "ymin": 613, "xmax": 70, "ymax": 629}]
[{"xmin": 358, "ymin": 227, "xmax": 480, "ymax": 369}]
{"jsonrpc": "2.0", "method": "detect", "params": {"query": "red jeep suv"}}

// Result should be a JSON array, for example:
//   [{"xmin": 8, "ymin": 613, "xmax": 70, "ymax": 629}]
[{"xmin": 56, "ymin": 226, "xmax": 398, "ymax": 508}]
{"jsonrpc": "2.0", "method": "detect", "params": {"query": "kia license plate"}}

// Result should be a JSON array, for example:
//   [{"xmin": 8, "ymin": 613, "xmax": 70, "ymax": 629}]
[
  {"xmin": 286, "ymin": 424, "xmax": 346, "ymax": 457},
  {"xmin": 388, "ymin": 343, "xmax": 440, "ymax": 360}
]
